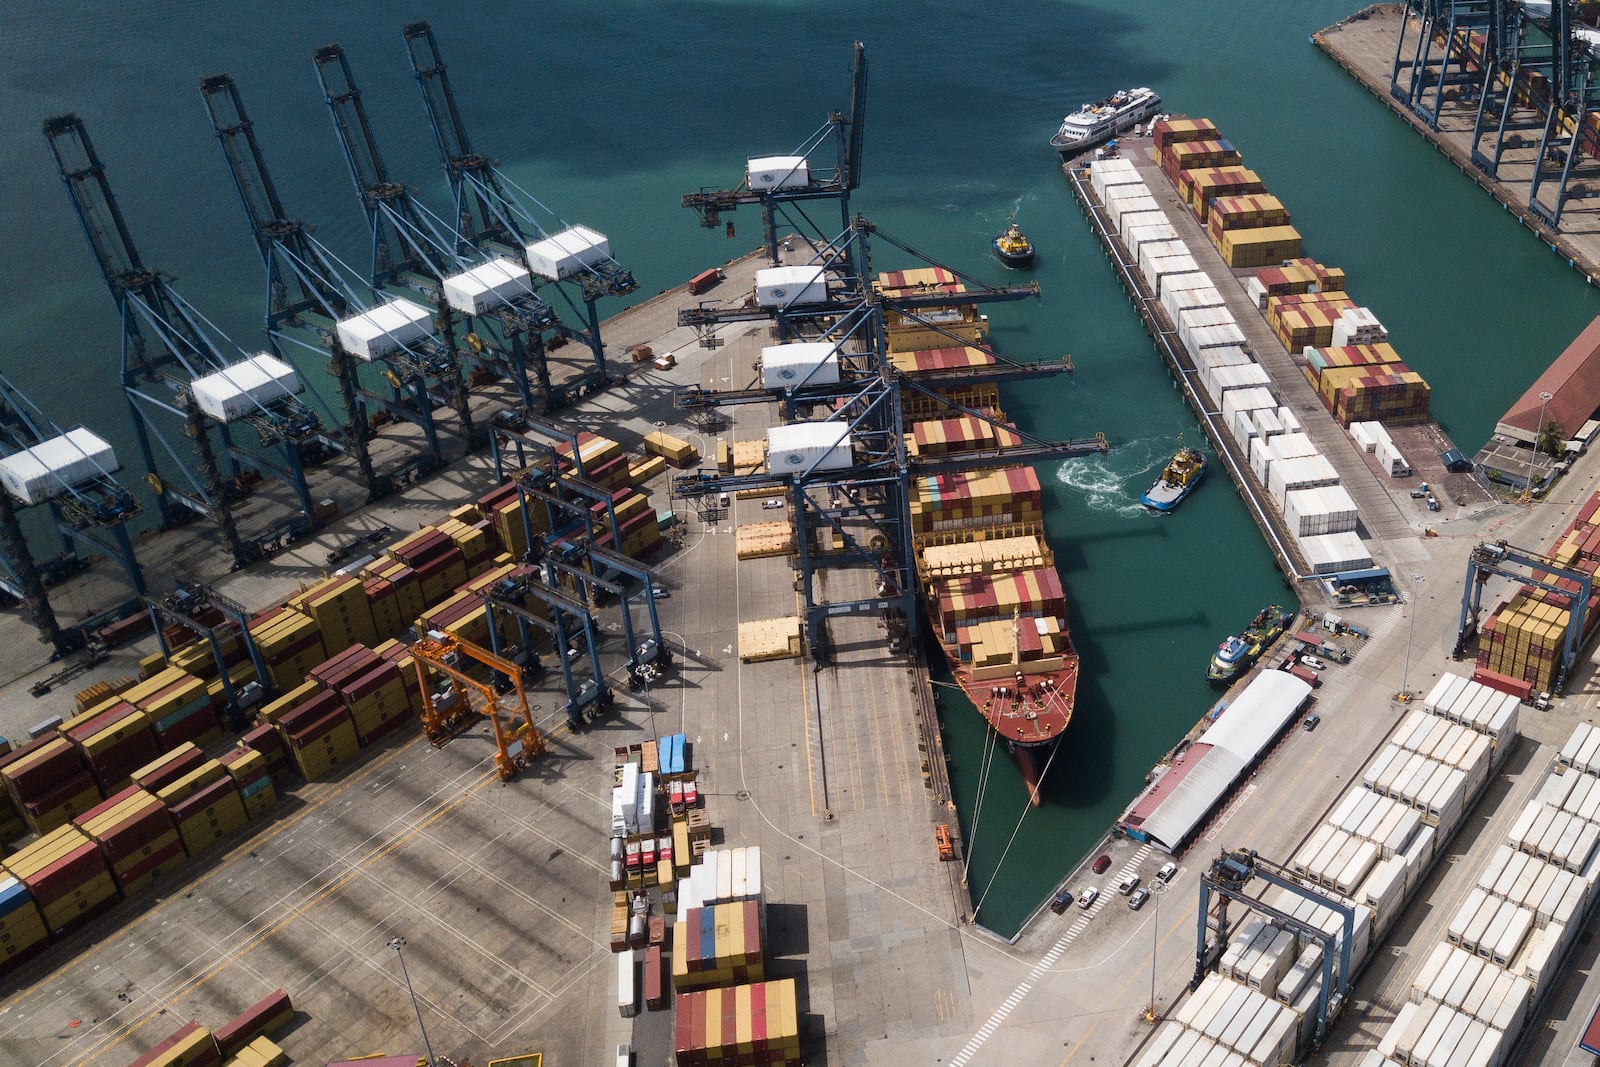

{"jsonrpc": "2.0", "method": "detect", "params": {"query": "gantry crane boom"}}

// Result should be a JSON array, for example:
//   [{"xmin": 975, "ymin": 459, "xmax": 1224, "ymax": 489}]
[
  {"xmin": 400, "ymin": 19, "xmax": 636, "ymax": 400},
  {"xmin": 313, "ymin": 42, "xmax": 477, "ymax": 445},
  {"xmin": 44, "ymin": 113, "xmax": 251, "ymax": 566},
  {"xmin": 200, "ymin": 73, "xmax": 383, "ymax": 496}
]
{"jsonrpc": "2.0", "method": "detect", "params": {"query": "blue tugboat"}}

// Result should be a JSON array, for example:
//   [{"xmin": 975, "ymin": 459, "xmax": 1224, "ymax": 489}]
[{"xmin": 1140, "ymin": 441, "xmax": 1207, "ymax": 511}]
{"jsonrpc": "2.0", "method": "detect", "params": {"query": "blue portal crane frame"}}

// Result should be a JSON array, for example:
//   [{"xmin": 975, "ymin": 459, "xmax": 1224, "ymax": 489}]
[
  {"xmin": 1453, "ymin": 539, "xmax": 1594, "ymax": 692},
  {"xmin": 1198, "ymin": 849, "xmax": 1354, "ymax": 1051}
]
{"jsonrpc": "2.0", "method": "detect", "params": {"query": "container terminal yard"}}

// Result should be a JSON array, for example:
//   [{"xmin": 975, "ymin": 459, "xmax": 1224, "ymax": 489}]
[{"xmin": 13, "ymin": 16, "xmax": 1600, "ymax": 1067}]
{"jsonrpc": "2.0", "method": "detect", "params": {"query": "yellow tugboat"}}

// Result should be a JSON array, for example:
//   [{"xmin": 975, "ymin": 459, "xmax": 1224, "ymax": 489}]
[
  {"xmin": 1140, "ymin": 438, "xmax": 1207, "ymax": 511},
  {"xmin": 992, "ymin": 219, "xmax": 1035, "ymax": 269}
]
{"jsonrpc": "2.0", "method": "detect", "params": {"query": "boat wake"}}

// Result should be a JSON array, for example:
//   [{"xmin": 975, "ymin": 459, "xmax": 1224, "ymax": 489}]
[{"xmin": 1055, "ymin": 436, "xmax": 1183, "ymax": 517}]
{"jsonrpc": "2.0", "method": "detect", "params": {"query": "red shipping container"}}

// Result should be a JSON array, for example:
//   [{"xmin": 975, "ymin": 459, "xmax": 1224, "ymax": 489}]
[
  {"xmin": 1472, "ymin": 667, "xmax": 1535, "ymax": 701},
  {"xmin": 74, "ymin": 784, "xmax": 142, "ymax": 825},
  {"xmin": 751, "ymin": 980, "xmax": 768, "ymax": 1046},
  {"xmin": 84, "ymin": 807, "xmax": 176, "ymax": 864},
  {"xmin": 21, "ymin": 843, "xmax": 108, "ymax": 905},
  {"xmin": 1, "ymin": 737, "xmax": 85, "ymax": 801},
  {"xmin": 337, "ymin": 662, "xmax": 402, "ymax": 703},
  {"xmin": 309, "ymin": 645, "xmax": 380, "ymax": 688},
  {"xmin": 213, "ymin": 988, "xmax": 294, "ymax": 1056},
  {"xmin": 413, "ymin": 546, "xmax": 466, "ymax": 582},
  {"xmin": 131, "ymin": 745, "xmax": 208, "ymax": 794},
  {"xmin": 644, "ymin": 944, "xmax": 665, "ymax": 1010},
  {"xmin": 152, "ymin": 708, "xmax": 221, "ymax": 754},
  {"xmin": 285, "ymin": 705, "xmax": 354, "ymax": 748},
  {"xmin": 22, "ymin": 771, "xmax": 100, "ymax": 820},
  {"xmin": 241, "ymin": 724, "xmax": 286, "ymax": 759},
  {"xmin": 83, "ymin": 733, "xmax": 163, "ymax": 794},
  {"xmin": 113, "ymin": 837, "xmax": 186, "ymax": 889},
  {"xmin": 276, "ymin": 691, "xmax": 343, "ymax": 735},
  {"xmin": 169, "ymin": 777, "xmax": 240, "ymax": 823}
]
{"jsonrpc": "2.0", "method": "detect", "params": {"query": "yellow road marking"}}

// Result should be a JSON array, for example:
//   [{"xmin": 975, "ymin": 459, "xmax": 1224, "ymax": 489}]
[{"xmin": 49, "ymin": 721, "xmax": 579, "ymax": 1067}]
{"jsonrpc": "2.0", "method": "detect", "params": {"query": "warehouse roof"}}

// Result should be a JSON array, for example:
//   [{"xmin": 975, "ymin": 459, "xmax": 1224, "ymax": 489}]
[
  {"xmin": 1498, "ymin": 315, "xmax": 1600, "ymax": 445},
  {"xmin": 1120, "ymin": 671, "xmax": 1313, "ymax": 853}
]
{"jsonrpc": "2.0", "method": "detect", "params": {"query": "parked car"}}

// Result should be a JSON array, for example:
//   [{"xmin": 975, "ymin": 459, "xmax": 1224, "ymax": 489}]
[
  {"xmin": 651, "ymin": 587, "xmax": 671, "ymax": 600},
  {"xmin": 1129, "ymin": 887, "xmax": 1151, "ymax": 910},
  {"xmin": 1425, "ymin": 493, "xmax": 1441, "ymax": 512},
  {"xmin": 1302, "ymin": 712, "xmax": 1322, "ymax": 732},
  {"xmin": 1117, "ymin": 873, "xmax": 1141, "ymax": 896},
  {"xmin": 761, "ymin": 498, "xmax": 784, "ymax": 510},
  {"xmin": 1092, "ymin": 854, "xmax": 1112, "ymax": 874},
  {"xmin": 1299, "ymin": 654, "xmax": 1327, "ymax": 672},
  {"xmin": 1156, "ymin": 861, "xmax": 1178, "ymax": 883},
  {"xmin": 1077, "ymin": 887, "xmax": 1099, "ymax": 910},
  {"xmin": 1050, "ymin": 891, "xmax": 1072, "ymax": 915}
]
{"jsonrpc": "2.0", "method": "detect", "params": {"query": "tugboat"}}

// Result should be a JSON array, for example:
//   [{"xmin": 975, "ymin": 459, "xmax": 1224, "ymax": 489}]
[
  {"xmin": 992, "ymin": 219, "xmax": 1035, "ymax": 269},
  {"xmin": 1207, "ymin": 605, "xmax": 1293, "ymax": 686},
  {"xmin": 1140, "ymin": 439, "xmax": 1207, "ymax": 511}
]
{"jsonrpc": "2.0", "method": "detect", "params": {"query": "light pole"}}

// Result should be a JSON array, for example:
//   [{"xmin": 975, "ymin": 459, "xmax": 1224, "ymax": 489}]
[
  {"xmin": 1143, "ymin": 881, "xmax": 1169, "ymax": 1023},
  {"xmin": 388, "ymin": 936, "xmax": 437, "ymax": 1067},
  {"xmin": 1399, "ymin": 572, "xmax": 1425, "ymax": 703},
  {"xmin": 1529, "ymin": 390, "xmax": 1554, "ymax": 494}
]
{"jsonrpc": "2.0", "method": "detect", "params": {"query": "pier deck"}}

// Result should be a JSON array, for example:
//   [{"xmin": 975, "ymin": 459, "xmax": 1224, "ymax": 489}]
[{"xmin": 0, "ymin": 246, "xmax": 975, "ymax": 1067}]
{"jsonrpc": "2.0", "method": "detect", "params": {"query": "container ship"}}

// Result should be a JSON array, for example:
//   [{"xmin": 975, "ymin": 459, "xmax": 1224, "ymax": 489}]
[{"xmin": 879, "ymin": 269, "xmax": 1080, "ymax": 805}]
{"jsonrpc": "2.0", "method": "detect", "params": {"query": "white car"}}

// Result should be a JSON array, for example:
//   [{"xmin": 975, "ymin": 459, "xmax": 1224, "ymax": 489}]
[
  {"xmin": 761, "ymin": 498, "xmax": 784, "ymax": 510},
  {"xmin": 1299, "ymin": 654, "xmax": 1327, "ymax": 672},
  {"xmin": 1156, "ymin": 861, "xmax": 1178, "ymax": 883},
  {"xmin": 1077, "ymin": 887, "xmax": 1099, "ymax": 910}
]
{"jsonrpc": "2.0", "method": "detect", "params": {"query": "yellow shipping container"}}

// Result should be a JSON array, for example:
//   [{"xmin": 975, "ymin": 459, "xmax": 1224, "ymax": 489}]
[{"xmin": 1219, "ymin": 224, "xmax": 1304, "ymax": 268}]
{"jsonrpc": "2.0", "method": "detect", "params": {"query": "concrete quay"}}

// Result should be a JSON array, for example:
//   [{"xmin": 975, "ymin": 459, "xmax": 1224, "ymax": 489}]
[{"xmin": 0, "ymin": 243, "xmax": 981, "ymax": 1067}]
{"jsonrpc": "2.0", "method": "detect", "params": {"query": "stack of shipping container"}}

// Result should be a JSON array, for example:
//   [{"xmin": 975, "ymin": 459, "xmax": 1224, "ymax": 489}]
[
  {"xmin": 1364, "ymin": 720, "xmax": 1600, "ymax": 1067},
  {"xmin": 0, "ymin": 426, "xmax": 677, "ymax": 981},
  {"xmin": 75, "ymin": 785, "xmax": 184, "ymax": 896},
  {"xmin": 1136, "ymin": 672, "xmax": 1519, "ymax": 1066},
  {"xmin": 1475, "ymin": 485, "xmax": 1600, "ymax": 695},
  {"xmin": 0, "ymin": 735, "xmax": 102, "ymax": 835},
  {"xmin": 3, "ymin": 825, "xmax": 118, "ymax": 941},
  {"xmin": 672, "ymin": 979, "xmax": 801, "ymax": 1067}
]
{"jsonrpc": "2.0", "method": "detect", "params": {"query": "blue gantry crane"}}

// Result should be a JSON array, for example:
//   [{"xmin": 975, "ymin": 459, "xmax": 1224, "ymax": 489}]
[
  {"xmin": 202, "ymin": 73, "xmax": 466, "ymax": 495},
  {"xmin": 0, "ymin": 370, "xmax": 145, "ymax": 653},
  {"xmin": 45, "ymin": 113, "xmax": 341, "ymax": 557},
  {"xmin": 403, "ymin": 20, "xmax": 639, "ymax": 412},
  {"xmin": 43, "ymin": 113, "xmax": 260, "ymax": 568},
  {"xmin": 312, "ymin": 42, "xmax": 480, "ymax": 448},
  {"xmin": 668, "ymin": 44, "xmax": 1101, "ymax": 664},
  {"xmin": 1198, "ymin": 849, "xmax": 1355, "ymax": 1051},
  {"xmin": 1395, "ymin": 1, "xmax": 1600, "ymax": 228},
  {"xmin": 681, "ymin": 41, "xmax": 869, "ymax": 264},
  {"xmin": 1453, "ymin": 539, "xmax": 1594, "ymax": 692}
]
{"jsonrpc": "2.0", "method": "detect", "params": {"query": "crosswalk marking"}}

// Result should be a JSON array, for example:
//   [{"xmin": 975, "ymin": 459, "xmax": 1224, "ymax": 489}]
[{"xmin": 950, "ymin": 844, "xmax": 1155, "ymax": 1065}]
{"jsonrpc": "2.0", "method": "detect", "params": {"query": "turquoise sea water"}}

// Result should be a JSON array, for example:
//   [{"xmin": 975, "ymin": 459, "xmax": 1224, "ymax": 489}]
[{"xmin": 4, "ymin": 2, "xmax": 1599, "ymax": 936}]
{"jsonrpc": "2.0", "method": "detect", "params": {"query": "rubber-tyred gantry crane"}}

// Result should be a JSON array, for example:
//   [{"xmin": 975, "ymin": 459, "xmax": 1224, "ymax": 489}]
[{"xmin": 411, "ymin": 630, "xmax": 543, "ymax": 781}]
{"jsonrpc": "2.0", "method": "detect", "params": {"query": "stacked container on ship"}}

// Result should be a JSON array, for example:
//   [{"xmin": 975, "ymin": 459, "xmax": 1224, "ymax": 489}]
[{"xmin": 878, "ymin": 268, "xmax": 1082, "ymax": 805}]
